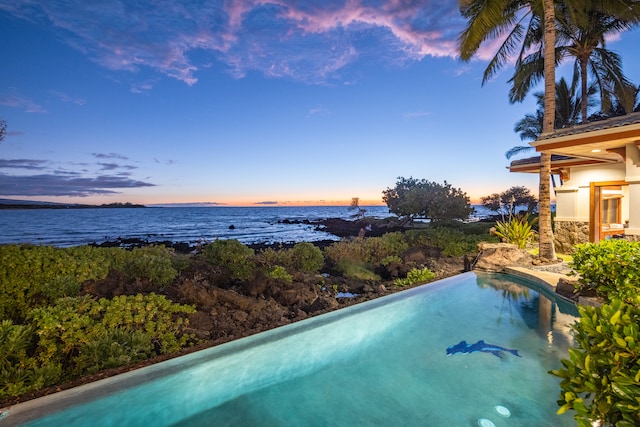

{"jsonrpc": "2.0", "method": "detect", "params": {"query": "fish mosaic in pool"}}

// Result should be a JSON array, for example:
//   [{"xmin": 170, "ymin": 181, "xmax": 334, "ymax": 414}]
[{"xmin": 446, "ymin": 340, "xmax": 522, "ymax": 358}]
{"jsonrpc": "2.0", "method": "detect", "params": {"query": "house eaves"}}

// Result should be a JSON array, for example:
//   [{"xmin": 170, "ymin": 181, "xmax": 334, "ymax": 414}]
[{"xmin": 530, "ymin": 111, "xmax": 640, "ymax": 162}]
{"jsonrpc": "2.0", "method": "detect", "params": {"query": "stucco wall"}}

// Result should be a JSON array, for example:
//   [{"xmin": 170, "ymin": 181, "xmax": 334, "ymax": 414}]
[
  {"xmin": 555, "ymin": 163, "xmax": 626, "ymax": 223},
  {"xmin": 566, "ymin": 163, "xmax": 626, "ymax": 185}
]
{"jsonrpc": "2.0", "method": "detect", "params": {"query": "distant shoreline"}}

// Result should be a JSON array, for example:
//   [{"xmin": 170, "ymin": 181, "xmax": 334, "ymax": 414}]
[{"xmin": 0, "ymin": 202, "xmax": 146, "ymax": 210}]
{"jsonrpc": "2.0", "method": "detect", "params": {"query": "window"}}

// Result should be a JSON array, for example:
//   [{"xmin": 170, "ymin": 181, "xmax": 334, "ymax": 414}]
[{"xmin": 602, "ymin": 197, "xmax": 621, "ymax": 225}]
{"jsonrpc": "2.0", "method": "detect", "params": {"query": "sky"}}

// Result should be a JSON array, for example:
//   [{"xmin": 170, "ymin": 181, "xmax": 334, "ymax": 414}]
[{"xmin": 1, "ymin": 1, "xmax": 640, "ymax": 207}]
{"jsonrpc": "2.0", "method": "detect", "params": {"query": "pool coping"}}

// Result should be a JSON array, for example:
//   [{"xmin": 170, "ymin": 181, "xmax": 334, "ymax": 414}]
[{"xmin": 504, "ymin": 266, "xmax": 576, "ymax": 304}]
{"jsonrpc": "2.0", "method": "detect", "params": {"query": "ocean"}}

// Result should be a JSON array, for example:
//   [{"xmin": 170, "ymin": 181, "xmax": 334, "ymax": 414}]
[{"xmin": 0, "ymin": 205, "xmax": 494, "ymax": 248}]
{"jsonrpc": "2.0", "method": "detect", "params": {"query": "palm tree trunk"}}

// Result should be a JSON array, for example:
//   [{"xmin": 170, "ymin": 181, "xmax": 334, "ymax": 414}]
[
  {"xmin": 539, "ymin": 0, "xmax": 557, "ymax": 261},
  {"xmin": 580, "ymin": 58, "xmax": 589, "ymax": 123}
]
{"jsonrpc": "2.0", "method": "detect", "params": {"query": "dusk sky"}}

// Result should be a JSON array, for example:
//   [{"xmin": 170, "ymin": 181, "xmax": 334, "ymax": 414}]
[{"xmin": 2, "ymin": 1, "xmax": 640, "ymax": 206}]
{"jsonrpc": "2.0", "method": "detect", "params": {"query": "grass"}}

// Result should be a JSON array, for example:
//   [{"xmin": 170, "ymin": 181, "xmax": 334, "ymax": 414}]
[{"xmin": 527, "ymin": 247, "xmax": 573, "ymax": 263}]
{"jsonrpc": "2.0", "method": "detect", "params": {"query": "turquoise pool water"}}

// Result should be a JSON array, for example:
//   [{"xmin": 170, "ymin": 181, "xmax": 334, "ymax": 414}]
[{"xmin": 1, "ymin": 272, "xmax": 579, "ymax": 427}]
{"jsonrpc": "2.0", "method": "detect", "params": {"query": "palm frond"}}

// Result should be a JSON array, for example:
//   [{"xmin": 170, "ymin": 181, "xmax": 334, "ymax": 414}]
[{"xmin": 505, "ymin": 145, "xmax": 535, "ymax": 159}]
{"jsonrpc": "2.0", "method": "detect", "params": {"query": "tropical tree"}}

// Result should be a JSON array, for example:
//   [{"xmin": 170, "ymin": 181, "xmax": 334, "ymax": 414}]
[
  {"xmin": 382, "ymin": 177, "xmax": 473, "ymax": 223},
  {"xmin": 481, "ymin": 186, "xmax": 538, "ymax": 215},
  {"xmin": 508, "ymin": 77, "xmax": 595, "ymax": 159},
  {"xmin": 509, "ymin": 1, "xmax": 640, "ymax": 123},
  {"xmin": 458, "ymin": 0, "xmax": 557, "ymax": 260},
  {"xmin": 589, "ymin": 82, "xmax": 640, "ymax": 120},
  {"xmin": 0, "ymin": 118, "xmax": 6, "ymax": 143}
]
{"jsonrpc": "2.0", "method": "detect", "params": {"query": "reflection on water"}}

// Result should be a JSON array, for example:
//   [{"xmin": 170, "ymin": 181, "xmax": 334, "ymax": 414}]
[{"xmin": 476, "ymin": 274, "xmax": 578, "ymax": 350}]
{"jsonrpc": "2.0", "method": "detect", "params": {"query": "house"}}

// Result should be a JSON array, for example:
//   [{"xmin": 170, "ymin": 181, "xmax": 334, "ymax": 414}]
[{"xmin": 510, "ymin": 111, "xmax": 640, "ymax": 253}]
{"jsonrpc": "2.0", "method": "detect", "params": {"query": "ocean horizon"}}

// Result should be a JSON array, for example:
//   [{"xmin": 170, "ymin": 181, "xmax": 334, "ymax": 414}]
[{"xmin": 0, "ymin": 205, "xmax": 496, "ymax": 248}]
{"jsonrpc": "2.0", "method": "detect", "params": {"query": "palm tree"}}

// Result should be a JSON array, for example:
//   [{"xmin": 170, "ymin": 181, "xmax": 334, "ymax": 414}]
[
  {"xmin": 539, "ymin": 0, "xmax": 556, "ymax": 260},
  {"xmin": 509, "ymin": 77, "xmax": 594, "ymax": 159},
  {"xmin": 509, "ymin": 1, "xmax": 640, "ymax": 123},
  {"xmin": 0, "ymin": 118, "xmax": 6, "ymax": 143},
  {"xmin": 458, "ymin": 0, "xmax": 557, "ymax": 260}
]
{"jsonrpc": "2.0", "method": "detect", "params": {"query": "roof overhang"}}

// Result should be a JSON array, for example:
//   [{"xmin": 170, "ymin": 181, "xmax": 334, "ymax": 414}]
[
  {"xmin": 531, "ymin": 112, "xmax": 640, "ymax": 162},
  {"xmin": 508, "ymin": 155, "xmax": 604, "ymax": 181}
]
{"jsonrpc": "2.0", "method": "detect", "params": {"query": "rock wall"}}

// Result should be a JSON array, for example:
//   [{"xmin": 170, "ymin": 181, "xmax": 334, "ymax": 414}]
[
  {"xmin": 473, "ymin": 242, "xmax": 534, "ymax": 272},
  {"xmin": 554, "ymin": 220, "xmax": 589, "ymax": 253},
  {"xmin": 555, "ymin": 221, "xmax": 640, "ymax": 250}
]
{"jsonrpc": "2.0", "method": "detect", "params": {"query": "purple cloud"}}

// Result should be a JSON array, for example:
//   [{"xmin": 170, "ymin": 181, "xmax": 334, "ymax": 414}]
[
  {"xmin": 0, "ymin": 159, "xmax": 49, "ymax": 170},
  {"xmin": 97, "ymin": 162, "xmax": 137, "ymax": 171},
  {"xmin": 0, "ymin": 0, "xmax": 464, "ymax": 85},
  {"xmin": 0, "ymin": 94, "xmax": 47, "ymax": 113},
  {"xmin": 92, "ymin": 152, "xmax": 129, "ymax": 160},
  {"xmin": 0, "ymin": 172, "xmax": 156, "ymax": 197},
  {"xmin": 48, "ymin": 90, "xmax": 86, "ymax": 105}
]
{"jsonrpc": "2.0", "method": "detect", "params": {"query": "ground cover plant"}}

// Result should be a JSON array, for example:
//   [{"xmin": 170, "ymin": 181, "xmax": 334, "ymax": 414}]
[{"xmin": 0, "ymin": 245, "xmax": 195, "ymax": 399}]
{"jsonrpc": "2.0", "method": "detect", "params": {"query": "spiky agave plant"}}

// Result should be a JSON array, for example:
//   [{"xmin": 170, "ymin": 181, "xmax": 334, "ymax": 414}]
[{"xmin": 493, "ymin": 213, "xmax": 538, "ymax": 249}]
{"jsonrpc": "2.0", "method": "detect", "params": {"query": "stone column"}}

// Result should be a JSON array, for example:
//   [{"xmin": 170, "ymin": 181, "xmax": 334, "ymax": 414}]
[{"xmin": 554, "ymin": 220, "xmax": 589, "ymax": 253}]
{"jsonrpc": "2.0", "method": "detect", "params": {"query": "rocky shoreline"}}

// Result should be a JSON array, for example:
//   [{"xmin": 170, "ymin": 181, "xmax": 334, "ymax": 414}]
[{"xmin": 89, "ymin": 216, "xmax": 409, "ymax": 253}]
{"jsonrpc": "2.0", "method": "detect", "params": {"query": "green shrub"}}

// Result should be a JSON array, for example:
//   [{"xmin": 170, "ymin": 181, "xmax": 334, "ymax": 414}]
[
  {"xmin": 334, "ymin": 260, "xmax": 380, "ymax": 281},
  {"xmin": 381, "ymin": 255, "xmax": 403, "ymax": 267},
  {"xmin": 255, "ymin": 247, "xmax": 290, "ymax": 269},
  {"xmin": 202, "ymin": 239, "xmax": 255, "ymax": 280},
  {"xmin": 324, "ymin": 233, "xmax": 408, "ymax": 267},
  {"xmin": 171, "ymin": 253, "xmax": 192, "ymax": 273},
  {"xmin": 570, "ymin": 240, "xmax": 640, "ymax": 302},
  {"xmin": 405, "ymin": 227, "xmax": 497, "ymax": 256},
  {"xmin": 550, "ymin": 298, "xmax": 640, "ymax": 427},
  {"xmin": 266, "ymin": 266, "xmax": 293, "ymax": 283},
  {"xmin": 290, "ymin": 242, "xmax": 324, "ymax": 273},
  {"xmin": 120, "ymin": 246, "xmax": 177, "ymax": 288},
  {"xmin": 493, "ymin": 213, "xmax": 537, "ymax": 249},
  {"xmin": 324, "ymin": 238, "xmax": 368, "ymax": 265},
  {"xmin": 366, "ymin": 233, "xmax": 409, "ymax": 263},
  {"xmin": 394, "ymin": 267, "xmax": 436, "ymax": 287}
]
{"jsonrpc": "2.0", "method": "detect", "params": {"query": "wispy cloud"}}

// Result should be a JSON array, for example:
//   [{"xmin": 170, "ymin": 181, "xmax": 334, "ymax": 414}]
[
  {"xmin": 97, "ymin": 162, "xmax": 137, "ymax": 171},
  {"xmin": 48, "ymin": 90, "xmax": 86, "ymax": 105},
  {"xmin": 403, "ymin": 111, "xmax": 430, "ymax": 120},
  {"xmin": 0, "ymin": 173, "xmax": 156, "ymax": 197},
  {"xmin": 0, "ymin": 154, "xmax": 154, "ymax": 197},
  {"xmin": 0, "ymin": 159, "xmax": 49, "ymax": 170},
  {"xmin": 0, "ymin": 93, "xmax": 47, "ymax": 113},
  {"xmin": 130, "ymin": 82, "xmax": 154, "ymax": 94},
  {"xmin": 307, "ymin": 106, "xmax": 331, "ymax": 118},
  {"xmin": 0, "ymin": 0, "xmax": 464, "ymax": 85},
  {"xmin": 153, "ymin": 158, "xmax": 176, "ymax": 165},
  {"xmin": 92, "ymin": 152, "xmax": 129, "ymax": 160}
]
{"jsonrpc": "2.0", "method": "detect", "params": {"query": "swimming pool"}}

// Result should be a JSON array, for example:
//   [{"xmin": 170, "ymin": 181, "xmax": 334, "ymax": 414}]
[{"xmin": 0, "ymin": 272, "xmax": 578, "ymax": 426}]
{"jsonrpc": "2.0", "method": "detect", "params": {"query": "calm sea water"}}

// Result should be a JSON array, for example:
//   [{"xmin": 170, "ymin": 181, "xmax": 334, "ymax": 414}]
[
  {"xmin": 0, "ymin": 206, "xmax": 391, "ymax": 247},
  {"xmin": 0, "ymin": 205, "xmax": 495, "ymax": 248}
]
